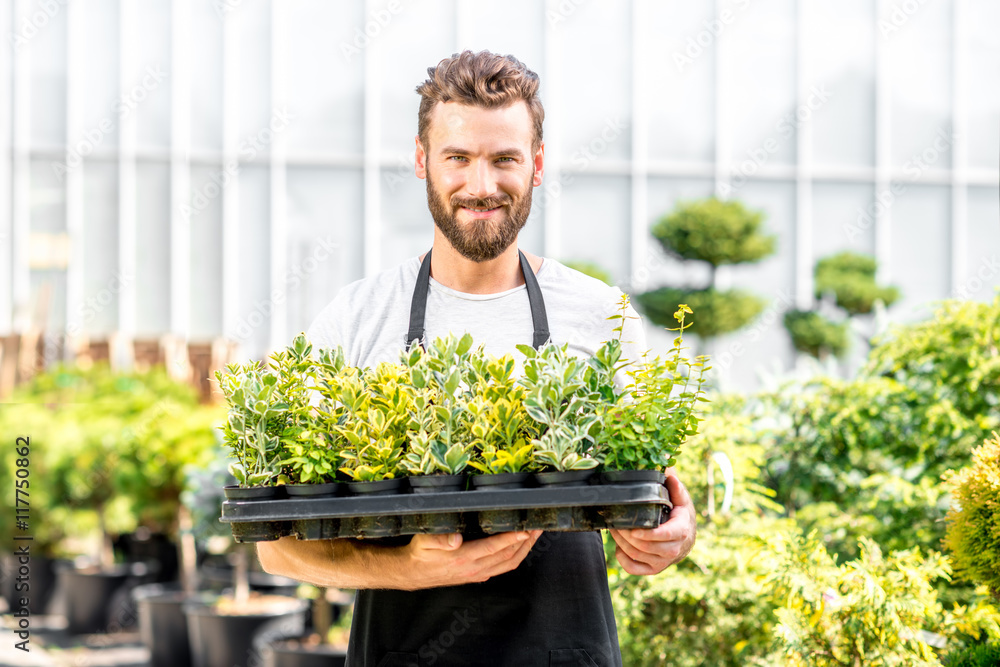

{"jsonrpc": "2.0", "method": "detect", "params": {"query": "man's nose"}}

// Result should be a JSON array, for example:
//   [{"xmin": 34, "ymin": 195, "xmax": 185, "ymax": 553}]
[{"xmin": 465, "ymin": 159, "xmax": 498, "ymax": 199}]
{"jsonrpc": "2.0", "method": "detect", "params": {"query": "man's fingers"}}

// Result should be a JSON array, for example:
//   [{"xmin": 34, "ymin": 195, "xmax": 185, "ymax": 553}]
[
  {"xmin": 480, "ymin": 532, "xmax": 539, "ymax": 579},
  {"xmin": 610, "ymin": 529, "xmax": 657, "ymax": 566},
  {"xmin": 615, "ymin": 546, "xmax": 657, "ymax": 576},
  {"xmin": 410, "ymin": 532, "xmax": 463, "ymax": 551},
  {"xmin": 461, "ymin": 530, "xmax": 536, "ymax": 560}
]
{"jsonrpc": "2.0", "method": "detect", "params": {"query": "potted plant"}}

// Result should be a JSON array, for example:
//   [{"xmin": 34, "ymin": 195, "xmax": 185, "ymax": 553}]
[{"xmin": 264, "ymin": 585, "xmax": 351, "ymax": 667}]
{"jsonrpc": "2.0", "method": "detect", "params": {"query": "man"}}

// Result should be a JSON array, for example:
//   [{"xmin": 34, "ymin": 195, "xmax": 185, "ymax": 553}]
[{"xmin": 257, "ymin": 50, "xmax": 696, "ymax": 667}]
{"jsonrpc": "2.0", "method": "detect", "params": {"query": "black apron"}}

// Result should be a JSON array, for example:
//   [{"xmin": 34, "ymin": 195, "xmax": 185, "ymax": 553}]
[{"xmin": 345, "ymin": 250, "xmax": 623, "ymax": 667}]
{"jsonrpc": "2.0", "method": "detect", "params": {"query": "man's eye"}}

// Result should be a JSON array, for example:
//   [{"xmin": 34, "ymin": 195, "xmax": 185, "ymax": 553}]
[
  {"xmin": 448, "ymin": 156, "xmax": 468, "ymax": 161},
  {"xmin": 496, "ymin": 157, "xmax": 514, "ymax": 163}
]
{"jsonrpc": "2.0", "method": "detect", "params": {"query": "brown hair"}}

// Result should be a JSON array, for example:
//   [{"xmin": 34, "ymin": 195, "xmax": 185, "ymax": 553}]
[{"xmin": 416, "ymin": 50, "xmax": 545, "ymax": 151}]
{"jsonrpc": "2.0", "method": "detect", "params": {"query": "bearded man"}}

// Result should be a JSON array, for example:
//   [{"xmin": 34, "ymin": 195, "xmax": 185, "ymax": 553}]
[{"xmin": 257, "ymin": 50, "xmax": 697, "ymax": 667}]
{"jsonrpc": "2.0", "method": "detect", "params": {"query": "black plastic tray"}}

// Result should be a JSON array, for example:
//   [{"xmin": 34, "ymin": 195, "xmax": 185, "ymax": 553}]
[{"xmin": 220, "ymin": 483, "xmax": 671, "ymax": 542}]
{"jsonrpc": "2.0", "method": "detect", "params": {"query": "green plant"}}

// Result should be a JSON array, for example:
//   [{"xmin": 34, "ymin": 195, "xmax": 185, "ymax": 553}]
[
  {"xmin": 783, "ymin": 309, "xmax": 850, "ymax": 360},
  {"xmin": 944, "ymin": 433, "xmax": 1000, "ymax": 597},
  {"xmin": 758, "ymin": 532, "xmax": 1000, "ymax": 667},
  {"xmin": 945, "ymin": 642, "xmax": 1000, "ymax": 666},
  {"xmin": 636, "ymin": 287, "xmax": 767, "ymax": 340},
  {"xmin": 814, "ymin": 251, "xmax": 900, "ymax": 315},
  {"xmin": 598, "ymin": 305, "xmax": 709, "ymax": 470},
  {"xmin": 335, "ymin": 362, "xmax": 412, "ymax": 481},
  {"xmin": 216, "ymin": 361, "xmax": 288, "ymax": 487}
]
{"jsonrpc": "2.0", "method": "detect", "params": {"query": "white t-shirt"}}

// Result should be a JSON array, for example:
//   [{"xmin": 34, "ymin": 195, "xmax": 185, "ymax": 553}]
[{"xmin": 306, "ymin": 255, "xmax": 647, "ymax": 372}]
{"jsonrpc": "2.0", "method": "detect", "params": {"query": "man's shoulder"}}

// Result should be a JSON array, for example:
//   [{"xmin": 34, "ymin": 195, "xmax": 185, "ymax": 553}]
[{"xmin": 538, "ymin": 258, "xmax": 627, "ymax": 307}]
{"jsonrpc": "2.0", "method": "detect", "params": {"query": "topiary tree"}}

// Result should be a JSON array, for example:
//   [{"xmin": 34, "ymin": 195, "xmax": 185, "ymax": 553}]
[
  {"xmin": 637, "ymin": 197, "xmax": 776, "ymax": 342},
  {"xmin": 944, "ymin": 433, "xmax": 1000, "ymax": 597},
  {"xmin": 782, "ymin": 310, "xmax": 850, "ymax": 360}
]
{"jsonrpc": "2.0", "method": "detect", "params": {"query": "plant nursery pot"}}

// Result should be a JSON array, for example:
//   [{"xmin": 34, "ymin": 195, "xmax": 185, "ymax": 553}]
[
  {"xmin": 345, "ymin": 514, "xmax": 402, "ymax": 539},
  {"xmin": 477, "ymin": 509, "xmax": 523, "ymax": 533},
  {"xmin": 346, "ymin": 478, "xmax": 407, "ymax": 497},
  {"xmin": 225, "ymin": 485, "xmax": 285, "ymax": 501},
  {"xmin": 134, "ymin": 583, "xmax": 213, "ymax": 667},
  {"xmin": 265, "ymin": 637, "xmax": 348, "ymax": 667},
  {"xmin": 603, "ymin": 503, "xmax": 671, "ymax": 530},
  {"xmin": 284, "ymin": 482, "xmax": 343, "ymax": 499},
  {"xmin": 470, "ymin": 472, "xmax": 533, "ymax": 490},
  {"xmin": 183, "ymin": 594, "xmax": 308, "ymax": 667},
  {"xmin": 115, "ymin": 531, "xmax": 178, "ymax": 583},
  {"xmin": 534, "ymin": 470, "xmax": 597, "ymax": 487},
  {"xmin": 2, "ymin": 554, "xmax": 60, "ymax": 615},
  {"xmin": 598, "ymin": 469, "xmax": 666, "ymax": 486},
  {"xmin": 408, "ymin": 474, "xmax": 467, "ymax": 494},
  {"xmin": 58, "ymin": 563, "xmax": 138, "ymax": 635}
]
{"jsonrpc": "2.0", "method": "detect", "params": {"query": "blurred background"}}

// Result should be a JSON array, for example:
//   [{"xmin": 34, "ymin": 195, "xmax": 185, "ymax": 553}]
[{"xmin": 1, "ymin": 0, "xmax": 998, "ymax": 395}]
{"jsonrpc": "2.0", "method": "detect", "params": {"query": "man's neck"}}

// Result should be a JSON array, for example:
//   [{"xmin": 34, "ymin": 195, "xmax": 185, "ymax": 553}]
[{"xmin": 424, "ymin": 229, "xmax": 541, "ymax": 294}]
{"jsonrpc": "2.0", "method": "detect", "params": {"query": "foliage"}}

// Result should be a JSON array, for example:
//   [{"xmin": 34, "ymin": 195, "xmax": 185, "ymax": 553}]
[
  {"xmin": 814, "ymin": 251, "xmax": 901, "ymax": 315},
  {"xmin": 636, "ymin": 286, "xmax": 767, "ymax": 340},
  {"xmin": 216, "ymin": 360, "xmax": 289, "ymax": 486},
  {"xmin": 464, "ymin": 352, "xmax": 539, "ymax": 474},
  {"xmin": 783, "ymin": 309, "xmax": 850, "ymax": 359},
  {"xmin": 758, "ymin": 532, "xmax": 1000, "ymax": 667},
  {"xmin": 944, "ymin": 433, "xmax": 1000, "ymax": 596},
  {"xmin": 561, "ymin": 259, "xmax": 613, "ymax": 285},
  {"xmin": 945, "ymin": 642, "xmax": 1000, "ymax": 666},
  {"xmin": 650, "ymin": 197, "xmax": 776, "ymax": 268},
  {"xmin": 598, "ymin": 304, "xmax": 710, "ymax": 470}
]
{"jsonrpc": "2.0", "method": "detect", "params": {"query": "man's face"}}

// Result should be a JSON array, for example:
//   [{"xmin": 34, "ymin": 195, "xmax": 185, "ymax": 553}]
[{"xmin": 416, "ymin": 101, "xmax": 544, "ymax": 262}]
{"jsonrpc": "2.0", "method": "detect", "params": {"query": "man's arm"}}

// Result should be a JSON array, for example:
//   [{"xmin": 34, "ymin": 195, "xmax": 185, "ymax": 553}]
[
  {"xmin": 608, "ymin": 468, "xmax": 696, "ymax": 575},
  {"xmin": 257, "ymin": 530, "xmax": 542, "ymax": 590}
]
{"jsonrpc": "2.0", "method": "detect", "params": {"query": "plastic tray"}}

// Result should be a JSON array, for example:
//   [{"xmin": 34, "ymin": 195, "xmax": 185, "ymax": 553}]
[{"xmin": 220, "ymin": 483, "xmax": 671, "ymax": 542}]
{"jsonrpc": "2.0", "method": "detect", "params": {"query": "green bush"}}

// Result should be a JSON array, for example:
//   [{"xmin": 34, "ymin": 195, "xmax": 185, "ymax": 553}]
[
  {"xmin": 650, "ymin": 197, "xmax": 776, "ymax": 267},
  {"xmin": 783, "ymin": 309, "xmax": 850, "ymax": 359},
  {"xmin": 814, "ymin": 251, "xmax": 900, "ymax": 315},
  {"xmin": 944, "ymin": 433, "xmax": 1000, "ymax": 596},
  {"xmin": 946, "ymin": 642, "xmax": 1000, "ymax": 666},
  {"xmin": 636, "ymin": 287, "xmax": 766, "ymax": 339}
]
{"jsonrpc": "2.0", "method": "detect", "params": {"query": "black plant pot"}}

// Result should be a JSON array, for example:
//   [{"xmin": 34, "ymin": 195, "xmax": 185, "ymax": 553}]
[
  {"xmin": 115, "ymin": 531, "xmax": 178, "ymax": 583},
  {"xmin": 598, "ymin": 469, "xmax": 666, "ymax": 486},
  {"xmin": 346, "ymin": 478, "xmax": 407, "ymax": 496},
  {"xmin": 2, "ymin": 554, "xmax": 61, "ymax": 615},
  {"xmin": 266, "ymin": 638, "xmax": 348, "ymax": 667},
  {"xmin": 408, "ymin": 474, "xmax": 466, "ymax": 494},
  {"xmin": 472, "ymin": 473, "xmax": 531, "ymax": 533},
  {"xmin": 58, "ymin": 563, "xmax": 140, "ymax": 635},
  {"xmin": 184, "ymin": 596, "xmax": 308, "ymax": 667},
  {"xmin": 134, "ymin": 583, "xmax": 212, "ymax": 667},
  {"xmin": 225, "ymin": 485, "xmax": 285, "ymax": 501},
  {"xmin": 285, "ymin": 482, "xmax": 342, "ymax": 499},
  {"xmin": 470, "ymin": 472, "xmax": 533, "ymax": 490},
  {"xmin": 534, "ymin": 469, "xmax": 596, "ymax": 487}
]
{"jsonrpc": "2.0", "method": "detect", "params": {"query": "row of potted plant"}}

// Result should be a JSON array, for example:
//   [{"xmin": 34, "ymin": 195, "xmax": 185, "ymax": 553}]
[{"xmin": 216, "ymin": 299, "xmax": 710, "ymax": 498}]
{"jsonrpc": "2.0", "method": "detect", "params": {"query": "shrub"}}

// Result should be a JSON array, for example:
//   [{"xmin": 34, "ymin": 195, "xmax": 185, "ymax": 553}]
[
  {"xmin": 944, "ymin": 433, "xmax": 1000, "ymax": 596},
  {"xmin": 814, "ymin": 251, "xmax": 901, "ymax": 315},
  {"xmin": 636, "ymin": 287, "xmax": 766, "ymax": 339},
  {"xmin": 783, "ymin": 309, "xmax": 850, "ymax": 359},
  {"xmin": 650, "ymin": 197, "xmax": 776, "ymax": 268}
]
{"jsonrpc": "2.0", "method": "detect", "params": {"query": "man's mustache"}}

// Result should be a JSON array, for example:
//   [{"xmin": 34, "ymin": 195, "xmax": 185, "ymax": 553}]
[{"xmin": 451, "ymin": 195, "xmax": 512, "ymax": 210}]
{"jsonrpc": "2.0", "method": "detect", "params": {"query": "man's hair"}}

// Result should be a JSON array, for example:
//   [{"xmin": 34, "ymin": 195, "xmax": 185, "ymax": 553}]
[{"xmin": 416, "ymin": 50, "xmax": 545, "ymax": 151}]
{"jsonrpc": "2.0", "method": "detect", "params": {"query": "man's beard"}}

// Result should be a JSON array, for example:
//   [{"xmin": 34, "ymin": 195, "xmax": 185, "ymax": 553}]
[{"xmin": 426, "ymin": 169, "xmax": 533, "ymax": 263}]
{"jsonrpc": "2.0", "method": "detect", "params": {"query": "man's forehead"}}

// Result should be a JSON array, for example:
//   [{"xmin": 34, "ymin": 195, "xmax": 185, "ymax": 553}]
[{"xmin": 427, "ymin": 101, "xmax": 533, "ymax": 149}]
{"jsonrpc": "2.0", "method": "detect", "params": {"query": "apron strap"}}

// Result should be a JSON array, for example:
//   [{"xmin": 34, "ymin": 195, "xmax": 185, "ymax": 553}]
[{"xmin": 405, "ymin": 248, "xmax": 550, "ymax": 350}]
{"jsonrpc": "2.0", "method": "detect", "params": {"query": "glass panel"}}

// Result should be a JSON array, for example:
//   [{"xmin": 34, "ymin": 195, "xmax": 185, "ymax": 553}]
[
  {"xmin": 646, "ymin": 2, "xmax": 716, "ymax": 163},
  {"xmin": 79, "ymin": 0, "xmax": 120, "ymax": 149},
  {"xmin": 726, "ymin": 0, "xmax": 797, "ymax": 168},
  {"xmin": 557, "ymin": 2, "xmax": 631, "ymax": 165},
  {"xmin": 966, "ymin": 0, "xmax": 1000, "ymax": 171},
  {"xmin": 558, "ymin": 175, "xmax": 630, "ymax": 284},
  {"xmin": 25, "ymin": 0, "xmax": 67, "ymax": 147},
  {"xmin": 380, "ymin": 168, "xmax": 434, "ymax": 270},
  {"xmin": 286, "ymin": 166, "xmax": 364, "ymax": 334},
  {"xmin": 30, "ymin": 269, "xmax": 66, "ymax": 330},
  {"xmin": 131, "ymin": 2, "xmax": 172, "ymax": 150},
  {"xmin": 285, "ymin": 0, "xmax": 365, "ymax": 157},
  {"xmin": 190, "ymin": 1, "xmax": 224, "ymax": 153},
  {"xmin": 455, "ymin": 0, "xmax": 543, "ymax": 70},
  {"xmin": 81, "ymin": 160, "xmax": 120, "ymax": 335},
  {"xmin": 134, "ymin": 160, "xmax": 170, "ymax": 336},
  {"xmin": 807, "ymin": 0, "xmax": 876, "ymax": 168},
  {"xmin": 30, "ymin": 158, "xmax": 65, "ymax": 233},
  {"xmin": 887, "ymin": 0, "xmax": 953, "ymax": 172},
  {"xmin": 189, "ymin": 164, "xmax": 224, "ymax": 340},
  {"xmin": 963, "ymin": 187, "xmax": 1000, "ymax": 301},
  {"xmin": 380, "ymin": 0, "xmax": 455, "ymax": 157},
  {"xmin": 888, "ymin": 185, "xmax": 950, "ymax": 321},
  {"xmin": 236, "ymin": 0, "xmax": 273, "ymax": 161},
  {"xmin": 234, "ymin": 165, "xmax": 271, "ymax": 357},
  {"xmin": 812, "ymin": 182, "xmax": 877, "ymax": 260}
]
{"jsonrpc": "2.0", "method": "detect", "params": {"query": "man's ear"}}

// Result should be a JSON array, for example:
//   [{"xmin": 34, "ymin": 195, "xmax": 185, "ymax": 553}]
[
  {"xmin": 415, "ymin": 136, "xmax": 427, "ymax": 180},
  {"xmin": 532, "ymin": 141, "xmax": 545, "ymax": 187}
]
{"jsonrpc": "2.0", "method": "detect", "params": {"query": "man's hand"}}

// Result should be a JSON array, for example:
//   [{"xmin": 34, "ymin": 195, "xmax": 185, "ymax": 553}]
[
  {"xmin": 609, "ymin": 469, "xmax": 696, "ymax": 575},
  {"xmin": 397, "ymin": 530, "xmax": 543, "ymax": 590}
]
